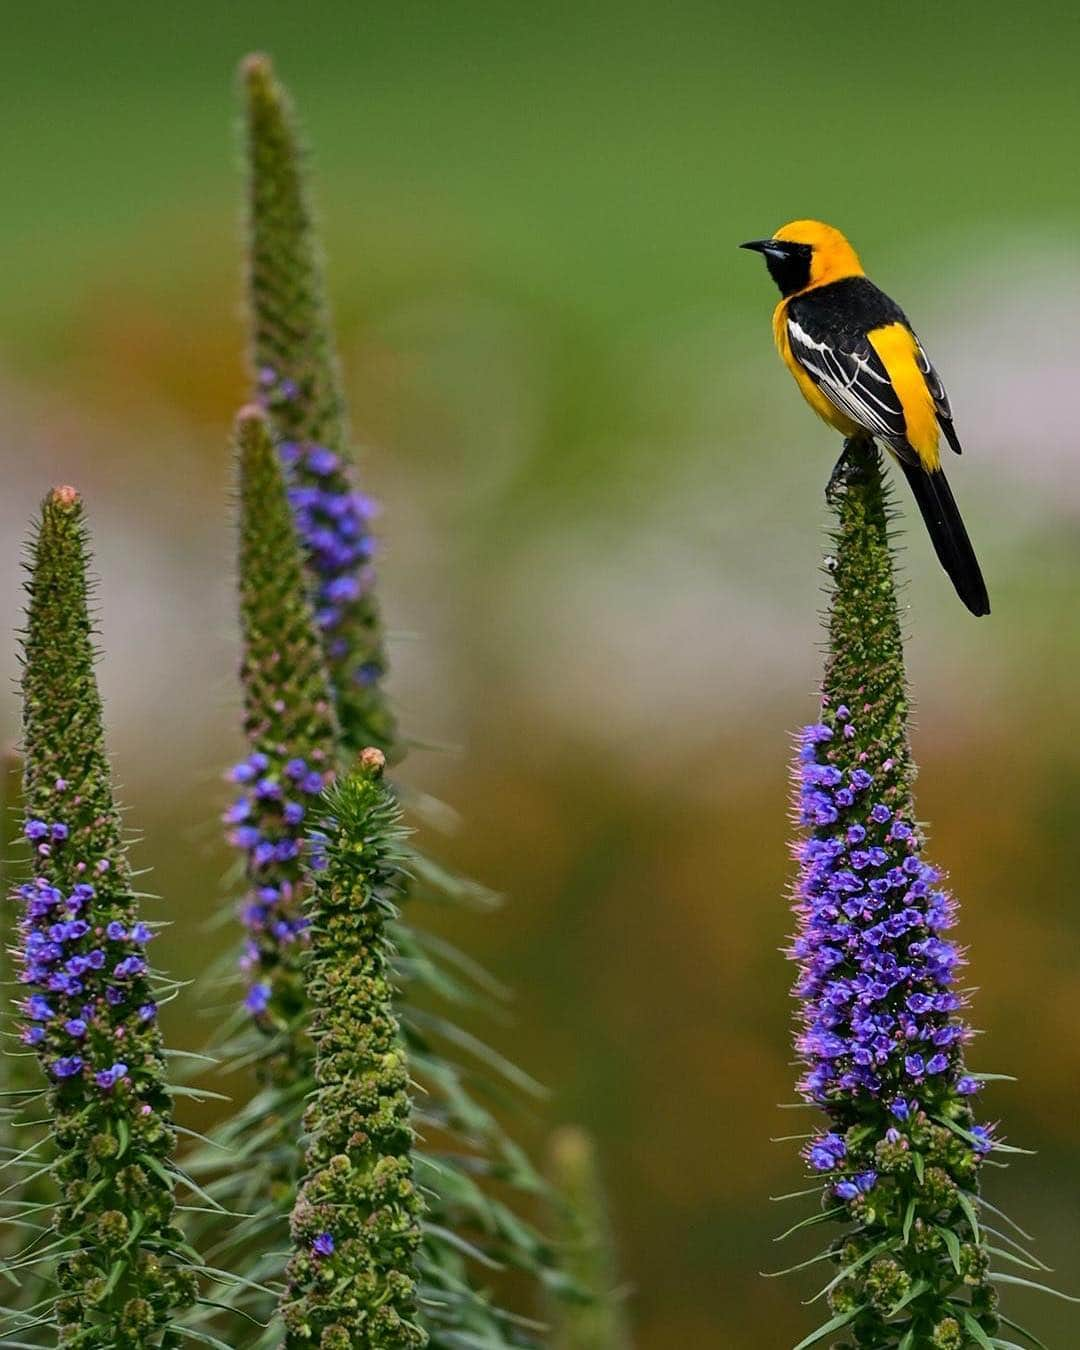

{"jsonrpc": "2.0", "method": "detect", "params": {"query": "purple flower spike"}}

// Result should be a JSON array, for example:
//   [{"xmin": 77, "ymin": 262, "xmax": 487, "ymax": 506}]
[{"xmin": 779, "ymin": 446, "xmax": 1028, "ymax": 1343}]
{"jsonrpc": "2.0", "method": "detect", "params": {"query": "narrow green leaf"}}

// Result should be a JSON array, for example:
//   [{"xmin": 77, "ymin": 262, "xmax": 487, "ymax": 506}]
[
  {"xmin": 902, "ymin": 1197, "xmax": 916, "ymax": 1245},
  {"xmin": 775, "ymin": 1207, "xmax": 845, "ymax": 1242},
  {"xmin": 998, "ymin": 1314, "xmax": 1051, "ymax": 1349},
  {"xmin": 939, "ymin": 1225, "xmax": 962, "ymax": 1274},
  {"xmin": 963, "ymin": 1311, "xmax": 996, "ymax": 1349},
  {"xmin": 990, "ymin": 1272, "xmax": 1080, "ymax": 1302},
  {"xmin": 791, "ymin": 1307, "xmax": 858, "ymax": 1350}
]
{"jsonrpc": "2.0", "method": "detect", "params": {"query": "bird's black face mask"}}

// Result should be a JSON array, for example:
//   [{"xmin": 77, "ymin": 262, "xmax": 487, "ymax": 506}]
[{"xmin": 740, "ymin": 239, "xmax": 813, "ymax": 297}]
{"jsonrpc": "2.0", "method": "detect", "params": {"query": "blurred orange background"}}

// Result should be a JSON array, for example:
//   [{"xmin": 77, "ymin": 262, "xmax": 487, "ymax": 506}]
[{"xmin": 2, "ymin": 4, "xmax": 1079, "ymax": 1344}]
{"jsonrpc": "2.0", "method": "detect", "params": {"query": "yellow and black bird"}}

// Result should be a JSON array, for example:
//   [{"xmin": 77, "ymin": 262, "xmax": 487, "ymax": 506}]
[{"xmin": 741, "ymin": 220, "xmax": 989, "ymax": 616}]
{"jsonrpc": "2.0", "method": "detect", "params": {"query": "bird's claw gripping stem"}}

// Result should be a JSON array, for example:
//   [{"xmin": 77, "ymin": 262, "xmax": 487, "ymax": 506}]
[{"xmin": 826, "ymin": 437, "xmax": 874, "ymax": 504}]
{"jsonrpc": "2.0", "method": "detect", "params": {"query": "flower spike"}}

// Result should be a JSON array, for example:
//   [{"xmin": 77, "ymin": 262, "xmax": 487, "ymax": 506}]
[
  {"xmin": 282, "ymin": 749, "xmax": 426, "ymax": 1348},
  {"xmin": 547, "ymin": 1126, "xmax": 631, "ymax": 1350},
  {"xmin": 231, "ymin": 404, "xmax": 339, "ymax": 1074},
  {"xmin": 242, "ymin": 53, "xmax": 394, "ymax": 754},
  {"xmin": 5, "ymin": 486, "xmax": 197, "ymax": 1345},
  {"xmin": 783, "ymin": 442, "xmax": 1023, "ymax": 1348}
]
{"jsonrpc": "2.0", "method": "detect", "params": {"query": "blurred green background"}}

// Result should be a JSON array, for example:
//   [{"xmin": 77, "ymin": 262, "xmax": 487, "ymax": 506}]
[{"xmin": 2, "ymin": 3, "xmax": 1079, "ymax": 1344}]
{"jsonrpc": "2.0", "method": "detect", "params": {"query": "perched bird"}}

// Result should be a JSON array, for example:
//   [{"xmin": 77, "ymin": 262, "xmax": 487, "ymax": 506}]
[{"xmin": 741, "ymin": 220, "xmax": 989, "ymax": 616}]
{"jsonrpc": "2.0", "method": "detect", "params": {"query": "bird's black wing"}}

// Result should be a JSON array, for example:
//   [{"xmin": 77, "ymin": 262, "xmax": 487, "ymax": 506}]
[
  {"xmin": 913, "ymin": 336, "xmax": 962, "ymax": 454},
  {"xmin": 786, "ymin": 277, "xmax": 909, "ymax": 451}
]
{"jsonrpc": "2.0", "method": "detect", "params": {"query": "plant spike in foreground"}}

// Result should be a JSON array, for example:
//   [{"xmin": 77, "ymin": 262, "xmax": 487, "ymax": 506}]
[
  {"xmin": 242, "ymin": 51, "xmax": 394, "ymax": 755},
  {"xmin": 784, "ymin": 440, "xmax": 1030, "ymax": 1350},
  {"xmin": 234, "ymin": 52, "xmax": 559, "ymax": 1347},
  {"xmin": 5, "ymin": 487, "xmax": 197, "ymax": 1346},
  {"xmin": 547, "ymin": 1127, "xmax": 631, "ymax": 1350},
  {"xmin": 282, "ymin": 749, "xmax": 426, "ymax": 1349}
]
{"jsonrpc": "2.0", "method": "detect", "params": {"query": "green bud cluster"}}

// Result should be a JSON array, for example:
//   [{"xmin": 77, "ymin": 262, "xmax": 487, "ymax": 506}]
[{"xmin": 281, "ymin": 751, "xmax": 426, "ymax": 1348}]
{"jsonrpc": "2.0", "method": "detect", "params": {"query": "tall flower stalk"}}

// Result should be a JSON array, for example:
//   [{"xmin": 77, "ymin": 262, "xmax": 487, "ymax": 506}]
[
  {"xmin": 243, "ymin": 51, "xmax": 394, "ymax": 756},
  {"xmin": 781, "ymin": 442, "xmax": 1045, "ymax": 1350},
  {"xmin": 547, "ymin": 1127, "xmax": 631, "ymax": 1350},
  {"xmin": 188, "ymin": 405, "xmax": 339, "ymax": 1295},
  {"xmin": 230, "ymin": 405, "xmax": 338, "ymax": 1085},
  {"xmin": 282, "ymin": 748, "xmax": 426, "ymax": 1349},
  {"xmin": 206, "ymin": 51, "xmax": 559, "ymax": 1347},
  {"xmin": 2, "ymin": 487, "xmax": 198, "ymax": 1347}
]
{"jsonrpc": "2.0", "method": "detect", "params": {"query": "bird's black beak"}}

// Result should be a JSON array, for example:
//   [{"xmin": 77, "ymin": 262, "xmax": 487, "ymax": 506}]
[{"xmin": 740, "ymin": 239, "xmax": 775, "ymax": 254}]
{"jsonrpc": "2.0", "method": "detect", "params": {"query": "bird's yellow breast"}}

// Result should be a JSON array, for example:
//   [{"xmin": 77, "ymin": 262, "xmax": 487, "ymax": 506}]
[
  {"xmin": 772, "ymin": 298, "xmax": 860, "ymax": 437},
  {"xmin": 771, "ymin": 304, "xmax": 941, "ymax": 470}
]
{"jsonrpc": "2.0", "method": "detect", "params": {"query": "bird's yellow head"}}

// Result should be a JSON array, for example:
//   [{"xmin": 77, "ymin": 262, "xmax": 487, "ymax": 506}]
[{"xmin": 740, "ymin": 220, "xmax": 864, "ymax": 297}]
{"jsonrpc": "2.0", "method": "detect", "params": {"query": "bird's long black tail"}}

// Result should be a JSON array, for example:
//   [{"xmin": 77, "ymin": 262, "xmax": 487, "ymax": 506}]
[{"xmin": 898, "ymin": 459, "xmax": 990, "ymax": 616}]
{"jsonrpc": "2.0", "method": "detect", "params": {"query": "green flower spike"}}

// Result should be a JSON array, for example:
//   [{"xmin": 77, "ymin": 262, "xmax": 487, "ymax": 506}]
[
  {"xmin": 232, "ymin": 404, "xmax": 338, "ymax": 1081},
  {"xmin": 547, "ymin": 1127, "xmax": 631, "ymax": 1350},
  {"xmin": 187, "ymin": 406, "xmax": 340, "ymax": 1314},
  {"xmin": 781, "ymin": 442, "xmax": 1056, "ymax": 1350},
  {"xmin": 242, "ymin": 52, "xmax": 394, "ymax": 755},
  {"xmin": 232, "ymin": 56, "xmax": 560, "ymax": 1345},
  {"xmin": 282, "ymin": 748, "xmax": 425, "ymax": 1349},
  {"xmin": 4, "ymin": 486, "xmax": 198, "ymax": 1347}
]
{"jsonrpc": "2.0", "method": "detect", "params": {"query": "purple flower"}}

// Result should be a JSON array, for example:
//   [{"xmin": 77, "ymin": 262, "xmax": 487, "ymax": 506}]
[
  {"xmin": 970, "ymin": 1125, "xmax": 992, "ymax": 1154},
  {"xmin": 806, "ymin": 1132, "xmax": 846, "ymax": 1172},
  {"xmin": 94, "ymin": 1061, "xmax": 128, "ymax": 1089},
  {"xmin": 24, "ymin": 819, "xmax": 49, "ymax": 841},
  {"xmin": 52, "ymin": 1056, "xmax": 83, "ymax": 1079},
  {"xmin": 231, "ymin": 825, "xmax": 263, "ymax": 850},
  {"xmin": 311, "ymin": 1232, "xmax": 335, "ymax": 1257},
  {"xmin": 224, "ymin": 798, "xmax": 252, "ymax": 823},
  {"xmin": 306, "ymin": 447, "xmax": 339, "ymax": 476},
  {"xmin": 245, "ymin": 982, "xmax": 270, "ymax": 1014},
  {"xmin": 112, "ymin": 956, "xmax": 145, "ymax": 979}
]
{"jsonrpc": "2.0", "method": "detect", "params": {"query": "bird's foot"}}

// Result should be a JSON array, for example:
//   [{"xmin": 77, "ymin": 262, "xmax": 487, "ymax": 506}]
[{"xmin": 825, "ymin": 438, "xmax": 873, "ymax": 504}]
